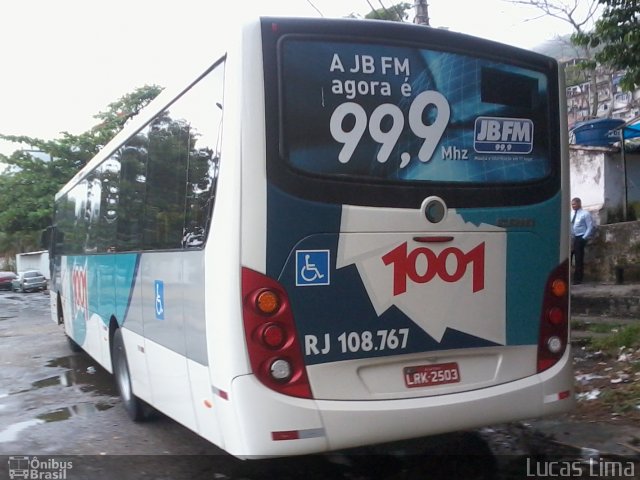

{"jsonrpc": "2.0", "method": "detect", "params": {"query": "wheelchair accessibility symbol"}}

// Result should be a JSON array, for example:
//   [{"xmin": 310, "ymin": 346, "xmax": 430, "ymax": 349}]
[
  {"xmin": 296, "ymin": 250, "xmax": 330, "ymax": 287},
  {"xmin": 154, "ymin": 280, "xmax": 165, "ymax": 320}
]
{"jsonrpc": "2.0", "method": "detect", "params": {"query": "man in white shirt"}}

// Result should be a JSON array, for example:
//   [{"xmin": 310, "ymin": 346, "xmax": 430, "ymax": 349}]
[{"xmin": 571, "ymin": 197, "xmax": 594, "ymax": 284}]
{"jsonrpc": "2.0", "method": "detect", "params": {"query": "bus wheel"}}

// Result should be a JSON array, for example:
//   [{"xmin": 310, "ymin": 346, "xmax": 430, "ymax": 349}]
[{"xmin": 112, "ymin": 328, "xmax": 147, "ymax": 422}]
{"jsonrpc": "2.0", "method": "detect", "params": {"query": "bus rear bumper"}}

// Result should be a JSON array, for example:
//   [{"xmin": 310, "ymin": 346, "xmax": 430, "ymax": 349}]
[
  {"xmin": 318, "ymin": 349, "xmax": 574, "ymax": 452},
  {"xmin": 228, "ymin": 349, "xmax": 574, "ymax": 458}
]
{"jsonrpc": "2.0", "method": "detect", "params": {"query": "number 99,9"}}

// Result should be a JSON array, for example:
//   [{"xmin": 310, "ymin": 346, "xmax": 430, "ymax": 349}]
[{"xmin": 329, "ymin": 90, "xmax": 450, "ymax": 168}]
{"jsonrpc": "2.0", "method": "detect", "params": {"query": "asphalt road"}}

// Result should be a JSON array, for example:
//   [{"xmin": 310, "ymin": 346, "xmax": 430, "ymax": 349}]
[{"xmin": 1, "ymin": 290, "xmax": 635, "ymax": 480}]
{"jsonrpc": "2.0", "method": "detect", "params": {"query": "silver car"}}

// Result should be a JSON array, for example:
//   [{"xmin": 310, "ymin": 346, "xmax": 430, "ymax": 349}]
[{"xmin": 11, "ymin": 270, "xmax": 47, "ymax": 292}]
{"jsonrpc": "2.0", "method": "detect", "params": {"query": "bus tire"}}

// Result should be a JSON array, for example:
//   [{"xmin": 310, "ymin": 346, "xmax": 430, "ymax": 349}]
[{"xmin": 112, "ymin": 328, "xmax": 147, "ymax": 422}]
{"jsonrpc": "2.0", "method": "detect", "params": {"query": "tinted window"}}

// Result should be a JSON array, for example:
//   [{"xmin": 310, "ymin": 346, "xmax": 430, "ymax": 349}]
[
  {"xmin": 281, "ymin": 39, "xmax": 551, "ymax": 184},
  {"xmin": 55, "ymin": 61, "xmax": 225, "ymax": 254}
]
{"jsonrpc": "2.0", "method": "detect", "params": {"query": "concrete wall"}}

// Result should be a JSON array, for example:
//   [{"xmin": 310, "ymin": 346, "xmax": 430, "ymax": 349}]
[
  {"xmin": 16, "ymin": 251, "xmax": 50, "ymax": 279},
  {"xmin": 570, "ymin": 145, "xmax": 640, "ymax": 224},
  {"xmin": 583, "ymin": 221, "xmax": 640, "ymax": 283}
]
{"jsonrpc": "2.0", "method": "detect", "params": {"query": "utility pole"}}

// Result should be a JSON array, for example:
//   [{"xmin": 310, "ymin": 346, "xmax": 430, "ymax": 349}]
[{"xmin": 414, "ymin": 0, "xmax": 430, "ymax": 26}]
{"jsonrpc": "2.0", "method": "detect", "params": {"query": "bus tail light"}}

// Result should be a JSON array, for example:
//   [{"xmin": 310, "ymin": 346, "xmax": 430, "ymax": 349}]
[
  {"xmin": 242, "ymin": 268, "xmax": 313, "ymax": 398},
  {"xmin": 537, "ymin": 261, "xmax": 569, "ymax": 373}
]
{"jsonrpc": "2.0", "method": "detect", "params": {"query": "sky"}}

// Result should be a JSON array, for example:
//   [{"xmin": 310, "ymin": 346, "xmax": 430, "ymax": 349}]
[{"xmin": 0, "ymin": 0, "xmax": 595, "ymax": 157}]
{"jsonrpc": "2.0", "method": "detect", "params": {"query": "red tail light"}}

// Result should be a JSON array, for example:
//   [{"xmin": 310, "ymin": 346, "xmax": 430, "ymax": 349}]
[
  {"xmin": 537, "ymin": 260, "xmax": 570, "ymax": 372},
  {"xmin": 241, "ymin": 267, "xmax": 313, "ymax": 398}
]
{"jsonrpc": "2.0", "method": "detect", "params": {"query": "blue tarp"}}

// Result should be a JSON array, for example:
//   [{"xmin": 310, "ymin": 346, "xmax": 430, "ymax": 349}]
[
  {"xmin": 623, "ymin": 121, "xmax": 640, "ymax": 140},
  {"xmin": 570, "ymin": 118, "xmax": 625, "ymax": 146},
  {"xmin": 570, "ymin": 118, "xmax": 640, "ymax": 145}
]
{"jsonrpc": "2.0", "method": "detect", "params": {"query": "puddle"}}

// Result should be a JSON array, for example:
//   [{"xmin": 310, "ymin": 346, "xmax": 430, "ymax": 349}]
[
  {"xmin": 42, "ymin": 355, "xmax": 119, "ymax": 396},
  {"xmin": 37, "ymin": 402, "xmax": 114, "ymax": 423},
  {"xmin": 0, "ymin": 403, "xmax": 115, "ymax": 443},
  {"xmin": 10, "ymin": 354, "xmax": 118, "ymax": 398},
  {"xmin": 0, "ymin": 419, "xmax": 44, "ymax": 443}
]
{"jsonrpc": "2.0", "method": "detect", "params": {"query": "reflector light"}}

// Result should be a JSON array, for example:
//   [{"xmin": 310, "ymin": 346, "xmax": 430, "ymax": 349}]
[
  {"xmin": 559, "ymin": 390, "xmax": 571, "ymax": 400},
  {"xmin": 272, "ymin": 430, "xmax": 299, "ymax": 441},
  {"xmin": 256, "ymin": 290, "xmax": 280, "ymax": 315}
]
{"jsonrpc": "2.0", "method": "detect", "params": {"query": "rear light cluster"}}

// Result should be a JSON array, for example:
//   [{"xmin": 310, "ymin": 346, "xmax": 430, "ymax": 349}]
[
  {"xmin": 241, "ymin": 268, "xmax": 313, "ymax": 398},
  {"xmin": 537, "ymin": 260, "xmax": 570, "ymax": 372}
]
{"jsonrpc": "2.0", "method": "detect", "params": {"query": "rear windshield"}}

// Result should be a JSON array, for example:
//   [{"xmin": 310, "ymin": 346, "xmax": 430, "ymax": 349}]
[{"xmin": 280, "ymin": 38, "xmax": 552, "ymax": 184}]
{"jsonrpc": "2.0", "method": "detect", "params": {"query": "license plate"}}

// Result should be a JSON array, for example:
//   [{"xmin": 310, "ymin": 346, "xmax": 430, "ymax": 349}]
[{"xmin": 404, "ymin": 362, "xmax": 461, "ymax": 388}]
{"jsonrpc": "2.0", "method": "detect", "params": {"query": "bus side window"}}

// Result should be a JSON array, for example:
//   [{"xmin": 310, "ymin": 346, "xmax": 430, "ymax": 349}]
[
  {"xmin": 181, "ymin": 62, "xmax": 225, "ymax": 249},
  {"xmin": 143, "ymin": 116, "xmax": 189, "ymax": 251},
  {"xmin": 117, "ymin": 142, "xmax": 147, "ymax": 252}
]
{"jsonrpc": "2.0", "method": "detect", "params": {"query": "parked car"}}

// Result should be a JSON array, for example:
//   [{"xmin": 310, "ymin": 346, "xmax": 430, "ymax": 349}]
[
  {"xmin": 11, "ymin": 270, "xmax": 47, "ymax": 292},
  {"xmin": 0, "ymin": 271, "xmax": 18, "ymax": 291}
]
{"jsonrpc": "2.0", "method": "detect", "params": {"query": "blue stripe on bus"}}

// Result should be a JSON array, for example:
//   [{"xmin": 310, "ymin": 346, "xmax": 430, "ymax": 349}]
[{"xmin": 67, "ymin": 254, "xmax": 139, "ymax": 346}]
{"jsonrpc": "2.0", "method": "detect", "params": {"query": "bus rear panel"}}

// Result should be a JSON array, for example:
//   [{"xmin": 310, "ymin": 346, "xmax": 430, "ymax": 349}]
[{"xmin": 233, "ymin": 17, "xmax": 572, "ymax": 456}]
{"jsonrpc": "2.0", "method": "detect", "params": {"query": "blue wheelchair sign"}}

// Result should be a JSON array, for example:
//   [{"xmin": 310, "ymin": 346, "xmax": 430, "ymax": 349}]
[
  {"xmin": 154, "ymin": 280, "xmax": 165, "ymax": 320},
  {"xmin": 296, "ymin": 250, "xmax": 330, "ymax": 287}
]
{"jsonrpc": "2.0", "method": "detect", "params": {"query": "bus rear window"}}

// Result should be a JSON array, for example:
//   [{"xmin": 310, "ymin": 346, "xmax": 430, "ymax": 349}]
[{"xmin": 279, "ymin": 38, "xmax": 552, "ymax": 184}]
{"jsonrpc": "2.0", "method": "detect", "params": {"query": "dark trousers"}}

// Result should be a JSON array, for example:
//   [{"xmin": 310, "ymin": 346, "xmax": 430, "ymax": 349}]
[{"xmin": 571, "ymin": 236, "xmax": 587, "ymax": 283}]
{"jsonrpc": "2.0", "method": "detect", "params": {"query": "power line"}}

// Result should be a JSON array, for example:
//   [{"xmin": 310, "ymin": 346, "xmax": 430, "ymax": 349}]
[
  {"xmin": 365, "ymin": 0, "xmax": 382, "ymax": 19},
  {"xmin": 306, "ymin": 0, "xmax": 323, "ymax": 17}
]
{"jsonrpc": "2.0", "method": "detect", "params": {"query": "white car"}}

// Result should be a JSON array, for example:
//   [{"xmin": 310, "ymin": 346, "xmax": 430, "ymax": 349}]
[{"xmin": 11, "ymin": 270, "xmax": 47, "ymax": 292}]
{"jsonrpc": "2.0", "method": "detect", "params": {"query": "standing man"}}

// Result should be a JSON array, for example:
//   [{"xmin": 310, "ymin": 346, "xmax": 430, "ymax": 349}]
[{"xmin": 571, "ymin": 197, "xmax": 594, "ymax": 284}]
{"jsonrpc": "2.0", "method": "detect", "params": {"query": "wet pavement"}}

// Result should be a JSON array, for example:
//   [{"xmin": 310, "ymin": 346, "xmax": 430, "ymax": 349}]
[{"xmin": 1, "ymin": 289, "xmax": 639, "ymax": 479}]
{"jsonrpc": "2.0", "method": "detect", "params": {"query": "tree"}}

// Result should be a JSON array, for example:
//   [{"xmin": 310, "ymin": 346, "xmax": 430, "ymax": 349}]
[
  {"xmin": 364, "ymin": 2, "xmax": 412, "ymax": 21},
  {"xmin": 509, "ymin": 0, "xmax": 602, "ymax": 117},
  {"xmin": 0, "ymin": 85, "xmax": 163, "ymax": 253},
  {"xmin": 573, "ymin": 0, "xmax": 640, "ymax": 92}
]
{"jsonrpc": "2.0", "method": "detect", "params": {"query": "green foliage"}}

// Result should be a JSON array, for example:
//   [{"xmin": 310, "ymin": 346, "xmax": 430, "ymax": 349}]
[
  {"xmin": 591, "ymin": 323, "xmax": 640, "ymax": 354},
  {"xmin": 365, "ymin": 2, "xmax": 412, "ymax": 21},
  {"xmin": 0, "ymin": 85, "xmax": 163, "ymax": 253},
  {"xmin": 573, "ymin": 0, "xmax": 640, "ymax": 91}
]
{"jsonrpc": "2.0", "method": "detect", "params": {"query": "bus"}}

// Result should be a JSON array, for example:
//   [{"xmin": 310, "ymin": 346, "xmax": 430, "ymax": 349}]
[{"xmin": 47, "ymin": 16, "xmax": 574, "ymax": 458}]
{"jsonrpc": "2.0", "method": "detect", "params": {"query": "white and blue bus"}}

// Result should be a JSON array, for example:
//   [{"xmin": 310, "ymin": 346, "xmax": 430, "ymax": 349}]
[{"xmin": 48, "ymin": 16, "xmax": 574, "ymax": 458}]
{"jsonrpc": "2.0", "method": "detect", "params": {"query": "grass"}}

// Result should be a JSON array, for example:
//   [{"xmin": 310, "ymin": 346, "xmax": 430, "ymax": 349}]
[
  {"xmin": 573, "ymin": 321, "xmax": 640, "ymax": 419},
  {"xmin": 599, "ymin": 381, "xmax": 640, "ymax": 415},
  {"xmin": 591, "ymin": 323, "xmax": 640, "ymax": 354}
]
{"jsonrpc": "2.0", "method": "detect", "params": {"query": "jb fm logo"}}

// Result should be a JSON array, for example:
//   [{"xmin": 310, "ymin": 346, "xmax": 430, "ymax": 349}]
[
  {"xmin": 71, "ymin": 265, "xmax": 88, "ymax": 321},
  {"xmin": 382, "ymin": 242, "xmax": 485, "ymax": 296},
  {"xmin": 474, "ymin": 117, "xmax": 534, "ymax": 154}
]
